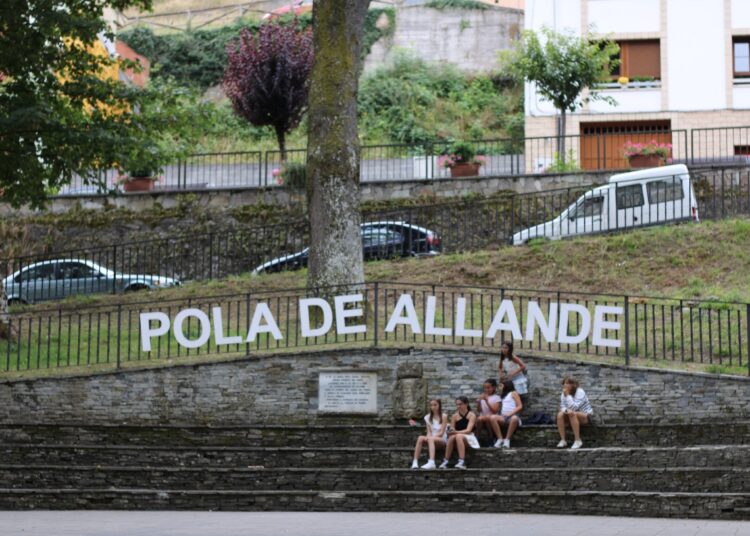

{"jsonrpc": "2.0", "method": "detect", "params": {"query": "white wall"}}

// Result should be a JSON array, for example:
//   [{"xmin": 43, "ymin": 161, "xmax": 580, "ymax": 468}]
[
  {"xmin": 733, "ymin": 86, "xmax": 750, "ymax": 109},
  {"xmin": 667, "ymin": 0, "xmax": 726, "ymax": 110},
  {"xmin": 587, "ymin": 0, "xmax": 660, "ymax": 34},
  {"xmin": 732, "ymin": 0, "xmax": 750, "ymax": 29},
  {"xmin": 526, "ymin": 0, "xmax": 581, "ymax": 33},
  {"xmin": 588, "ymin": 89, "xmax": 662, "ymax": 113}
]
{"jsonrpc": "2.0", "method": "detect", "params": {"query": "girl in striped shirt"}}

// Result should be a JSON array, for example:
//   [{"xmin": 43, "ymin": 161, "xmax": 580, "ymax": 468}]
[{"xmin": 556, "ymin": 376, "xmax": 593, "ymax": 450}]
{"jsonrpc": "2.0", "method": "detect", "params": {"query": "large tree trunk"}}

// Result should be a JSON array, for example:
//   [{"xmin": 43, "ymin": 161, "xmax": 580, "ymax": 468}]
[
  {"xmin": 306, "ymin": 0, "xmax": 370, "ymax": 291},
  {"xmin": 0, "ymin": 283, "xmax": 13, "ymax": 342}
]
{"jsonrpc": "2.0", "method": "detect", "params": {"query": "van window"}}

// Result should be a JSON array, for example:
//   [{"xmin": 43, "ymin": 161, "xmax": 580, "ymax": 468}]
[
  {"xmin": 616, "ymin": 184, "xmax": 644, "ymax": 209},
  {"xmin": 571, "ymin": 196, "xmax": 604, "ymax": 219},
  {"xmin": 647, "ymin": 178, "xmax": 684, "ymax": 204}
]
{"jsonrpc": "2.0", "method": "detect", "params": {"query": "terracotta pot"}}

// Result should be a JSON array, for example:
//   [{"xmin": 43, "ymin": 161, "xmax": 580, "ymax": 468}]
[
  {"xmin": 122, "ymin": 176, "xmax": 157, "ymax": 192},
  {"xmin": 627, "ymin": 154, "xmax": 664, "ymax": 169},
  {"xmin": 449, "ymin": 162, "xmax": 481, "ymax": 178}
]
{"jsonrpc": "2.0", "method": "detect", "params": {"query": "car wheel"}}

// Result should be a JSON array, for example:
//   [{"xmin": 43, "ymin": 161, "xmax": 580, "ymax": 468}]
[{"xmin": 7, "ymin": 298, "xmax": 26, "ymax": 306}]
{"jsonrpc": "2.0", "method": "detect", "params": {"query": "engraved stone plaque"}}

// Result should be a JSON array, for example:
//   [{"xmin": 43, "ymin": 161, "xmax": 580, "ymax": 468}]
[{"xmin": 318, "ymin": 371, "xmax": 377, "ymax": 414}]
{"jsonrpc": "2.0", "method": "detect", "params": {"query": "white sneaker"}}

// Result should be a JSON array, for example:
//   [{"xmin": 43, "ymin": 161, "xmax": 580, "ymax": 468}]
[
  {"xmin": 556, "ymin": 440, "xmax": 568, "ymax": 448},
  {"xmin": 503, "ymin": 439, "xmax": 511, "ymax": 449},
  {"xmin": 571, "ymin": 440, "xmax": 583, "ymax": 450},
  {"xmin": 410, "ymin": 460, "xmax": 419, "ymax": 469},
  {"xmin": 421, "ymin": 460, "xmax": 436, "ymax": 470},
  {"xmin": 438, "ymin": 460, "xmax": 449, "ymax": 469},
  {"xmin": 493, "ymin": 439, "xmax": 503, "ymax": 448},
  {"xmin": 454, "ymin": 459, "xmax": 467, "ymax": 469}
]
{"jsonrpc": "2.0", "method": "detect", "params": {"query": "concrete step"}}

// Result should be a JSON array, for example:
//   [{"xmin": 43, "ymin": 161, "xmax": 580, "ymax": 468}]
[
  {"xmin": 2, "ymin": 422, "xmax": 749, "ymax": 448},
  {"xmin": 0, "ymin": 488, "xmax": 748, "ymax": 519},
  {"xmin": 3, "ymin": 464, "xmax": 750, "ymax": 494},
  {"xmin": 2, "ymin": 444, "xmax": 748, "ymax": 470}
]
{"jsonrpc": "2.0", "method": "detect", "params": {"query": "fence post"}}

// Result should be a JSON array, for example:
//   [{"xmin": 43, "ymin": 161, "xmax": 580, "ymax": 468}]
[
  {"xmin": 373, "ymin": 282, "xmax": 379, "ymax": 348},
  {"xmin": 624, "ymin": 295, "xmax": 630, "ymax": 367},
  {"xmin": 112, "ymin": 244, "xmax": 118, "ymax": 295},
  {"xmin": 690, "ymin": 130, "xmax": 695, "ymax": 165},
  {"xmin": 208, "ymin": 233, "xmax": 214, "ymax": 280},
  {"xmin": 116, "ymin": 304, "xmax": 122, "ymax": 370},
  {"xmin": 747, "ymin": 304, "xmax": 750, "ymax": 377}
]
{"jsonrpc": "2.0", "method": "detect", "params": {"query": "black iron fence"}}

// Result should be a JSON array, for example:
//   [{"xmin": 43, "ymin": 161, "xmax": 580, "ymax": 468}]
[
  {"xmin": 60, "ymin": 125, "xmax": 750, "ymax": 194},
  {"xmin": 1, "ymin": 281, "xmax": 748, "ymax": 375},
  {"xmin": 5, "ymin": 167, "xmax": 750, "ymax": 304}
]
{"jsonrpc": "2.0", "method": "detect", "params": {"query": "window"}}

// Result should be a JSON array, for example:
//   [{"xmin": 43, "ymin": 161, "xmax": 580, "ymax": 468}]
[
  {"xmin": 647, "ymin": 179, "xmax": 684, "ymax": 204},
  {"xmin": 362, "ymin": 228, "xmax": 402, "ymax": 248},
  {"xmin": 616, "ymin": 184, "xmax": 644, "ymax": 209},
  {"xmin": 571, "ymin": 196, "xmax": 604, "ymax": 219},
  {"xmin": 16, "ymin": 264, "xmax": 55, "ymax": 283},
  {"xmin": 734, "ymin": 37, "xmax": 750, "ymax": 78},
  {"xmin": 610, "ymin": 40, "xmax": 661, "ymax": 80},
  {"xmin": 58, "ymin": 262, "xmax": 98, "ymax": 280}
]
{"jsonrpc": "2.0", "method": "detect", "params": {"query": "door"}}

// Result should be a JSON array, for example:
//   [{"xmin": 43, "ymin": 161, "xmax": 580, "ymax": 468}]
[
  {"xmin": 614, "ymin": 182, "xmax": 646, "ymax": 230},
  {"xmin": 16, "ymin": 264, "xmax": 57, "ymax": 302},
  {"xmin": 562, "ymin": 192, "xmax": 607, "ymax": 238},
  {"xmin": 56, "ymin": 261, "xmax": 106, "ymax": 298},
  {"xmin": 645, "ymin": 176, "xmax": 688, "ymax": 225},
  {"xmin": 579, "ymin": 121, "xmax": 672, "ymax": 170}
]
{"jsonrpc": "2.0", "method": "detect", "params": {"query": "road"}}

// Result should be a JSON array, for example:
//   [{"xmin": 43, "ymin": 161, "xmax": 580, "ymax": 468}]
[{"xmin": 2, "ymin": 511, "xmax": 749, "ymax": 536}]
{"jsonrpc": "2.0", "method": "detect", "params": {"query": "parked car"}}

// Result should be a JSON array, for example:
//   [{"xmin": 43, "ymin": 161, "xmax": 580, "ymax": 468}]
[
  {"xmin": 511, "ymin": 164, "xmax": 699, "ymax": 245},
  {"xmin": 253, "ymin": 221, "xmax": 441, "ymax": 274},
  {"xmin": 3, "ymin": 259, "xmax": 180, "ymax": 304}
]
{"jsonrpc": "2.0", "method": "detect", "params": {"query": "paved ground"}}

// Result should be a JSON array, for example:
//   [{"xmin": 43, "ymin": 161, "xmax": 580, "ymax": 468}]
[{"xmin": 2, "ymin": 512, "xmax": 749, "ymax": 536}]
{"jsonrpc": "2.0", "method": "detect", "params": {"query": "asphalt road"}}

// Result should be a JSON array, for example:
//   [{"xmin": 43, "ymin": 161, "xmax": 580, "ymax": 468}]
[{"xmin": 2, "ymin": 512, "xmax": 749, "ymax": 536}]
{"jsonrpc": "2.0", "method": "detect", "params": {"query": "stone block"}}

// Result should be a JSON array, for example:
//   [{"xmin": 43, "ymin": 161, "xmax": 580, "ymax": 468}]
[
  {"xmin": 396, "ymin": 363, "xmax": 423, "ymax": 380},
  {"xmin": 392, "ymin": 378, "xmax": 427, "ymax": 419}
]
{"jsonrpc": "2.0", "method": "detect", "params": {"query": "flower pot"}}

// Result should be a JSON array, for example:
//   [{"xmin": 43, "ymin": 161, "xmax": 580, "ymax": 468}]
[
  {"xmin": 449, "ymin": 162, "xmax": 481, "ymax": 178},
  {"xmin": 122, "ymin": 176, "xmax": 157, "ymax": 192},
  {"xmin": 627, "ymin": 154, "xmax": 664, "ymax": 169}
]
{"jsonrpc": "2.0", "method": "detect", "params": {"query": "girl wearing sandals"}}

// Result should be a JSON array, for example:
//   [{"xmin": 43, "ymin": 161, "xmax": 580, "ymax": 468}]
[
  {"xmin": 556, "ymin": 376, "xmax": 594, "ymax": 450},
  {"xmin": 410, "ymin": 399, "xmax": 448, "ymax": 470},
  {"xmin": 439, "ymin": 396, "xmax": 479, "ymax": 469},
  {"xmin": 490, "ymin": 380, "xmax": 523, "ymax": 448}
]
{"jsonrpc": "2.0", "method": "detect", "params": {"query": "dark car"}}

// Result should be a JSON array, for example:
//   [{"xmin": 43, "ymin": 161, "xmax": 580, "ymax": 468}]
[{"xmin": 252, "ymin": 221, "xmax": 441, "ymax": 274}]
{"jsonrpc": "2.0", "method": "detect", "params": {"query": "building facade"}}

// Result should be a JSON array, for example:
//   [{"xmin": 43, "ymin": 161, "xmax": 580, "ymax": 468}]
[{"xmin": 525, "ymin": 0, "xmax": 750, "ymax": 170}]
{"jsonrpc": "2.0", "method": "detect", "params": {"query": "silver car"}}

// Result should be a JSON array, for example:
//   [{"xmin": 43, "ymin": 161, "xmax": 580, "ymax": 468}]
[{"xmin": 3, "ymin": 259, "xmax": 180, "ymax": 304}]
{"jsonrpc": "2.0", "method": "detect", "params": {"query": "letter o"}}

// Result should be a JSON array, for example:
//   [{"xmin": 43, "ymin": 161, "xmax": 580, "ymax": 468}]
[{"xmin": 174, "ymin": 308, "xmax": 211, "ymax": 349}]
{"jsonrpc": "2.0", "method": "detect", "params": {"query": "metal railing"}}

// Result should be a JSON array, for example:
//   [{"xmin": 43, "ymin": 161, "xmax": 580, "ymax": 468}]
[
  {"xmin": 1, "ymin": 281, "xmax": 748, "ymax": 375},
  {"xmin": 7, "ymin": 167, "xmax": 750, "ymax": 304},
  {"xmin": 60, "ymin": 125, "xmax": 750, "ymax": 194}
]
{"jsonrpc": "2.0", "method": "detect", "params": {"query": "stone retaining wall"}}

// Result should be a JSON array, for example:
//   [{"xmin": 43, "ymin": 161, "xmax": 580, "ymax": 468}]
[{"xmin": 0, "ymin": 348, "xmax": 748, "ymax": 425}]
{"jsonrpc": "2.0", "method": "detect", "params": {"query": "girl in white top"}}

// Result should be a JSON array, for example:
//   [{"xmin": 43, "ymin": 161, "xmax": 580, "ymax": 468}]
[
  {"xmin": 498, "ymin": 341, "xmax": 529, "ymax": 398},
  {"xmin": 490, "ymin": 380, "xmax": 524, "ymax": 449},
  {"xmin": 556, "ymin": 376, "xmax": 594, "ymax": 450},
  {"xmin": 410, "ymin": 399, "xmax": 448, "ymax": 470}
]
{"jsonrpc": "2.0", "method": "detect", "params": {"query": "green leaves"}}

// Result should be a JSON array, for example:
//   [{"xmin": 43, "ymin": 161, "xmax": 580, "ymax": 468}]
[{"xmin": 502, "ymin": 27, "xmax": 619, "ymax": 112}]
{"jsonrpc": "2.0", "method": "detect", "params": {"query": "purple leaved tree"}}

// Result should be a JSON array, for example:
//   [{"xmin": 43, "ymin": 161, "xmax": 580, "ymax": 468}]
[{"xmin": 224, "ymin": 20, "xmax": 314, "ymax": 160}]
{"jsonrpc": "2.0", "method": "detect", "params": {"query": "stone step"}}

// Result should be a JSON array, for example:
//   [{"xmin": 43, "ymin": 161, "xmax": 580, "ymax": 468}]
[
  {"xmin": 2, "ymin": 422, "xmax": 749, "ymax": 448},
  {"xmin": 0, "ymin": 488, "xmax": 748, "ymax": 519},
  {"xmin": 2, "ymin": 444, "xmax": 748, "ymax": 470},
  {"xmin": 3, "ymin": 464, "xmax": 750, "ymax": 494}
]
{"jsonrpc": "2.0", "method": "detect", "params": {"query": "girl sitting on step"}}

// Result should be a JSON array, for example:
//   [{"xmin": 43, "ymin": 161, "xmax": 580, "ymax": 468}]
[
  {"xmin": 556, "ymin": 375, "xmax": 594, "ymax": 450},
  {"xmin": 490, "ymin": 380, "xmax": 523, "ymax": 449},
  {"xmin": 439, "ymin": 396, "xmax": 479, "ymax": 469},
  {"xmin": 410, "ymin": 399, "xmax": 448, "ymax": 470}
]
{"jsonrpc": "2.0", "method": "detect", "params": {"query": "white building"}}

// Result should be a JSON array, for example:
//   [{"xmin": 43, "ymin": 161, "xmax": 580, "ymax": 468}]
[{"xmin": 525, "ymin": 0, "xmax": 750, "ymax": 170}]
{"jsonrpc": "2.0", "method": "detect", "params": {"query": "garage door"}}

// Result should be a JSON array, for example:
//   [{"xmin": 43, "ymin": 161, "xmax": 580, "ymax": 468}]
[{"xmin": 579, "ymin": 121, "xmax": 672, "ymax": 170}]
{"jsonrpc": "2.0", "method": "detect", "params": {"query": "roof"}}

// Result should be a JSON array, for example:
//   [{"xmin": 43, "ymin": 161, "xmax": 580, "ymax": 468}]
[{"xmin": 608, "ymin": 164, "xmax": 689, "ymax": 184}]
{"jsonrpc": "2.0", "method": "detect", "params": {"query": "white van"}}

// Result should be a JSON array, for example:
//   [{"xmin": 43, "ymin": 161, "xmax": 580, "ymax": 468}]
[
  {"xmin": 511, "ymin": 164, "xmax": 698, "ymax": 245},
  {"xmin": 511, "ymin": 164, "xmax": 699, "ymax": 245}
]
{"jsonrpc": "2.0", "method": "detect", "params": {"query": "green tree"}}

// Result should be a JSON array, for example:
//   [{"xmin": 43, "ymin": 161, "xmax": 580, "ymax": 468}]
[
  {"xmin": 0, "ymin": 0, "xmax": 153, "ymax": 210},
  {"xmin": 502, "ymin": 27, "xmax": 619, "ymax": 162}
]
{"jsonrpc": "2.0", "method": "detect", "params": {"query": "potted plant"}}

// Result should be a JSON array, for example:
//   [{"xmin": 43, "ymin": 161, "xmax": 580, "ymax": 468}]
[
  {"xmin": 116, "ymin": 138, "xmax": 183, "ymax": 193},
  {"xmin": 623, "ymin": 140, "xmax": 672, "ymax": 168},
  {"xmin": 438, "ymin": 141, "xmax": 486, "ymax": 178}
]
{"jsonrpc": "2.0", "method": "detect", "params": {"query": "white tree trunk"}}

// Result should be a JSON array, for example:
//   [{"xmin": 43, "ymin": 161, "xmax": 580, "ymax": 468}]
[
  {"xmin": 306, "ymin": 0, "xmax": 370, "ymax": 292},
  {"xmin": 0, "ymin": 281, "xmax": 13, "ymax": 342}
]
